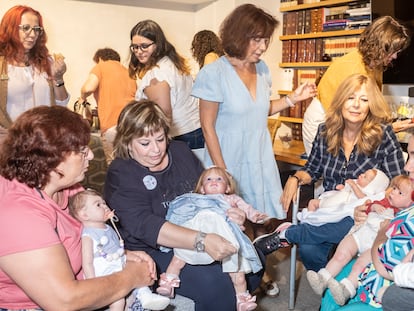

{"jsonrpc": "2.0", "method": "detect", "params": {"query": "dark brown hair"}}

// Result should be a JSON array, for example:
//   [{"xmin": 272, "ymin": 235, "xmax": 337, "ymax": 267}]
[
  {"xmin": 220, "ymin": 4, "xmax": 278, "ymax": 59},
  {"xmin": 128, "ymin": 19, "xmax": 190, "ymax": 79},
  {"xmin": 93, "ymin": 48, "xmax": 120, "ymax": 63},
  {"xmin": 0, "ymin": 106, "xmax": 90, "ymax": 188}
]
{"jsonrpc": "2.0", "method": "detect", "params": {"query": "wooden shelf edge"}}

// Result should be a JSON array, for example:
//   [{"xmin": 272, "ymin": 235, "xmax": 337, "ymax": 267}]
[
  {"xmin": 278, "ymin": 90, "xmax": 291, "ymax": 95},
  {"xmin": 280, "ymin": 0, "xmax": 361, "ymax": 12},
  {"xmin": 279, "ymin": 62, "xmax": 331, "ymax": 68},
  {"xmin": 274, "ymin": 139, "xmax": 307, "ymax": 166},
  {"xmin": 277, "ymin": 116, "xmax": 303, "ymax": 123},
  {"xmin": 280, "ymin": 29, "xmax": 364, "ymax": 40}
]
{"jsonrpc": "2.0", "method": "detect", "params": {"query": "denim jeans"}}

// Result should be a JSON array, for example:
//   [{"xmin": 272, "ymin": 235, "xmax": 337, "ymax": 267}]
[
  {"xmin": 173, "ymin": 128, "xmax": 205, "ymax": 149},
  {"xmin": 382, "ymin": 284, "xmax": 414, "ymax": 311},
  {"xmin": 285, "ymin": 216, "xmax": 354, "ymax": 271}
]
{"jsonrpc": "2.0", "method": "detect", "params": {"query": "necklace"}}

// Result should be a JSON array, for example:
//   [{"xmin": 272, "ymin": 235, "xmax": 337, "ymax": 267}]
[{"xmin": 95, "ymin": 215, "xmax": 125, "ymax": 262}]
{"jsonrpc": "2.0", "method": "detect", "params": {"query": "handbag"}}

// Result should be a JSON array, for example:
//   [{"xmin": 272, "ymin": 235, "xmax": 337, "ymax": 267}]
[{"xmin": 73, "ymin": 99, "xmax": 93, "ymax": 125}]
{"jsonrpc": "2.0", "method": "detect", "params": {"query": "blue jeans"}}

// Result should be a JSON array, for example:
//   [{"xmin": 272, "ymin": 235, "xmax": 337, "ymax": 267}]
[
  {"xmin": 382, "ymin": 284, "xmax": 414, "ymax": 311},
  {"xmin": 285, "ymin": 216, "xmax": 354, "ymax": 271},
  {"xmin": 174, "ymin": 128, "xmax": 205, "ymax": 149}
]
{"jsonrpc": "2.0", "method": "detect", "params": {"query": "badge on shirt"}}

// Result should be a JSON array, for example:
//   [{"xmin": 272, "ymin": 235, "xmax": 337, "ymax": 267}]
[{"xmin": 143, "ymin": 175, "xmax": 157, "ymax": 190}]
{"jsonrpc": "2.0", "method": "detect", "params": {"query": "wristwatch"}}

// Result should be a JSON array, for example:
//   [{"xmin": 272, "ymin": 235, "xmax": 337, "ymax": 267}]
[{"xmin": 194, "ymin": 231, "xmax": 207, "ymax": 252}]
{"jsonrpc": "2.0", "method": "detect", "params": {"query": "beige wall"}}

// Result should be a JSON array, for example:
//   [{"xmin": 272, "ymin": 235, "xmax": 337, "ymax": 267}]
[{"xmin": 1, "ymin": 0, "xmax": 284, "ymax": 107}]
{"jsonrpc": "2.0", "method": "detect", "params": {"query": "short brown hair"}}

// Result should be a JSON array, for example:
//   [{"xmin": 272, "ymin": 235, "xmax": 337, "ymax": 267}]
[
  {"xmin": 220, "ymin": 3, "xmax": 278, "ymax": 59},
  {"xmin": 113, "ymin": 100, "xmax": 170, "ymax": 159},
  {"xmin": 0, "ymin": 106, "xmax": 90, "ymax": 188},
  {"xmin": 93, "ymin": 48, "xmax": 120, "ymax": 63}
]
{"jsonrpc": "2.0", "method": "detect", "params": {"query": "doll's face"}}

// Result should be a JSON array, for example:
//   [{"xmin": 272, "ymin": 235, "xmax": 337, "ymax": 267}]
[
  {"xmin": 388, "ymin": 181, "xmax": 413, "ymax": 210},
  {"xmin": 357, "ymin": 169, "xmax": 376, "ymax": 188},
  {"xmin": 82, "ymin": 194, "xmax": 113, "ymax": 223},
  {"xmin": 200, "ymin": 171, "xmax": 230, "ymax": 195}
]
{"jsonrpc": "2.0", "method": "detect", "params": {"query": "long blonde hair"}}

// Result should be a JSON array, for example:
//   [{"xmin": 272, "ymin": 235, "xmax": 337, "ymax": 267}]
[{"xmin": 323, "ymin": 74, "xmax": 392, "ymax": 156}]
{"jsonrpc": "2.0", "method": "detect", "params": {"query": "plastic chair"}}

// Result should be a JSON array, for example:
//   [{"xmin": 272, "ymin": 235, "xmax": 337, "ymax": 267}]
[{"xmin": 288, "ymin": 186, "xmax": 301, "ymax": 310}]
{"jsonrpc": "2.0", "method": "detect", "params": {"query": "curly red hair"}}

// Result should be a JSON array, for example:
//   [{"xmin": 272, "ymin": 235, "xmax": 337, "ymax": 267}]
[
  {"xmin": 0, "ymin": 106, "xmax": 91, "ymax": 189},
  {"xmin": 0, "ymin": 5, "xmax": 51, "ymax": 76}
]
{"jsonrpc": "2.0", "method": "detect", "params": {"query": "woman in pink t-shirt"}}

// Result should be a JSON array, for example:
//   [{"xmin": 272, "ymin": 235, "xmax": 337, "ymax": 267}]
[{"xmin": 0, "ymin": 106, "xmax": 156, "ymax": 310}]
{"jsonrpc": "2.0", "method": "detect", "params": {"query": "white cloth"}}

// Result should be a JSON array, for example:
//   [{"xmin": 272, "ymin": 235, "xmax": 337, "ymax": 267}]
[
  {"xmin": 302, "ymin": 97, "xmax": 325, "ymax": 155},
  {"xmin": 351, "ymin": 208, "xmax": 395, "ymax": 253},
  {"xmin": 297, "ymin": 191, "xmax": 386, "ymax": 226},
  {"xmin": 298, "ymin": 169, "xmax": 389, "ymax": 226},
  {"xmin": 7, "ymin": 64, "xmax": 69, "ymax": 121},
  {"xmin": 136, "ymin": 56, "xmax": 200, "ymax": 137},
  {"xmin": 393, "ymin": 263, "xmax": 414, "ymax": 288},
  {"xmin": 173, "ymin": 210, "xmax": 251, "ymax": 273}
]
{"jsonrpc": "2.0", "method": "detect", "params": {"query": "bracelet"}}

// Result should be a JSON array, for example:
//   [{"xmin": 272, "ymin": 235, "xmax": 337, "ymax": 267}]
[
  {"xmin": 285, "ymin": 95, "xmax": 295, "ymax": 107},
  {"xmin": 289, "ymin": 174, "xmax": 303, "ymax": 185},
  {"xmin": 55, "ymin": 81, "xmax": 64, "ymax": 87}
]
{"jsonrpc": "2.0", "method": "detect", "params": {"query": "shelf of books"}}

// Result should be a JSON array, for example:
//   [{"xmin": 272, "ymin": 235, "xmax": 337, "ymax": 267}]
[
  {"xmin": 276, "ymin": 0, "xmax": 371, "ymax": 145},
  {"xmin": 280, "ymin": 0, "xmax": 367, "ymax": 12},
  {"xmin": 278, "ymin": 0, "xmax": 371, "ymax": 111}
]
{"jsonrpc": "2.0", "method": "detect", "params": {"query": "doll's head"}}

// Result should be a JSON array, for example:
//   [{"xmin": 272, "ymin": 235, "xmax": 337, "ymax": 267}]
[
  {"xmin": 69, "ymin": 189, "xmax": 114, "ymax": 224},
  {"xmin": 387, "ymin": 175, "xmax": 414, "ymax": 210},
  {"xmin": 358, "ymin": 168, "xmax": 390, "ymax": 195},
  {"xmin": 195, "ymin": 166, "xmax": 236, "ymax": 195}
]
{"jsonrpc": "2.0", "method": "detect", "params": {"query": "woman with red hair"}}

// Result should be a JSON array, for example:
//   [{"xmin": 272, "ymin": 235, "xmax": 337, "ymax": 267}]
[{"xmin": 0, "ymin": 5, "xmax": 70, "ymax": 130}]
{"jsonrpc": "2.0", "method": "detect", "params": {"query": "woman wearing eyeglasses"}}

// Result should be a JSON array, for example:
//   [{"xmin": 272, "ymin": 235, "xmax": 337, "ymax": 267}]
[
  {"xmin": 0, "ymin": 5, "xmax": 69, "ymax": 132},
  {"xmin": 128, "ymin": 19, "xmax": 204, "ymax": 152},
  {"xmin": 0, "ymin": 106, "xmax": 156, "ymax": 310}
]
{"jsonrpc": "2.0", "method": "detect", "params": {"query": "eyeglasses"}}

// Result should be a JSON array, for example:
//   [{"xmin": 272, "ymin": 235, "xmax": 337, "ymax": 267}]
[
  {"xmin": 130, "ymin": 42, "xmax": 155, "ymax": 52},
  {"xmin": 78, "ymin": 146, "xmax": 90, "ymax": 158},
  {"xmin": 18, "ymin": 24, "xmax": 43, "ymax": 35}
]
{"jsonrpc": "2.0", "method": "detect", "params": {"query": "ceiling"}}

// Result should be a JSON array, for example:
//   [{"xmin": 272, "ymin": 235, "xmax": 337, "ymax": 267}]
[
  {"xmin": 157, "ymin": 0, "xmax": 214, "ymax": 3},
  {"xmin": 73, "ymin": 0, "xmax": 216, "ymax": 11}
]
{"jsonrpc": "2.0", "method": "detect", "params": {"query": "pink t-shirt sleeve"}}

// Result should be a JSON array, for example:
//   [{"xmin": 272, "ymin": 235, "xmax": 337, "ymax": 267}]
[{"xmin": 0, "ymin": 195, "xmax": 60, "ymax": 256}]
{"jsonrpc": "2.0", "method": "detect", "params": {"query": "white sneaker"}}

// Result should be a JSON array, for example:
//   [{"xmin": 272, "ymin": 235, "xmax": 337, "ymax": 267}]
[
  {"xmin": 136, "ymin": 287, "xmax": 170, "ymax": 310},
  {"xmin": 264, "ymin": 280, "xmax": 280, "ymax": 297}
]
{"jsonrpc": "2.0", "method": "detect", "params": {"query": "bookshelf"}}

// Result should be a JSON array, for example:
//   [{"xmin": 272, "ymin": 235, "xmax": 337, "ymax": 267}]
[{"xmin": 275, "ymin": 0, "xmax": 372, "ymax": 161}]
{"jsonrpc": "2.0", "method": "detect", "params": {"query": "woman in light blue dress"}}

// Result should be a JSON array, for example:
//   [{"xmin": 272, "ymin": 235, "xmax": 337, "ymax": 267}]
[{"xmin": 192, "ymin": 3, "xmax": 316, "ymax": 219}]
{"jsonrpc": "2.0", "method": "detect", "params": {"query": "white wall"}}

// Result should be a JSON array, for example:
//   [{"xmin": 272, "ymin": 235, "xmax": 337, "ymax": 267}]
[{"xmin": 1, "ymin": 0, "xmax": 284, "ymax": 107}]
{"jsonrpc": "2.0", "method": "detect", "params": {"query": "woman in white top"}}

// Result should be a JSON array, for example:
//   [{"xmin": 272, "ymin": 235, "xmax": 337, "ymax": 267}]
[
  {"xmin": 128, "ymin": 19, "xmax": 203, "ymax": 150},
  {"xmin": 0, "ymin": 5, "xmax": 70, "ymax": 130}
]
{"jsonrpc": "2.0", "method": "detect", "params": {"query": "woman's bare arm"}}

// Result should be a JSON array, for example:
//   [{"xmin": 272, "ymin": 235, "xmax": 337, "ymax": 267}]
[
  {"xmin": 199, "ymin": 99, "xmax": 226, "ymax": 168},
  {"xmin": 0, "ymin": 244, "xmax": 153, "ymax": 311}
]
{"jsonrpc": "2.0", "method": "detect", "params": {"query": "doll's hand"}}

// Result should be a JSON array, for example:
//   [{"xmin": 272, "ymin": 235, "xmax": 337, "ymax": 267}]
[
  {"xmin": 254, "ymin": 213, "xmax": 268, "ymax": 224},
  {"xmin": 227, "ymin": 207, "xmax": 246, "ymax": 231},
  {"xmin": 307, "ymin": 199, "xmax": 320, "ymax": 211}
]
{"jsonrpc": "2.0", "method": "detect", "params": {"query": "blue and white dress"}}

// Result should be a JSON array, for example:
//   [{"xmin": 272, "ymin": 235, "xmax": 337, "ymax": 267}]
[{"xmin": 192, "ymin": 56, "xmax": 285, "ymax": 218}]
